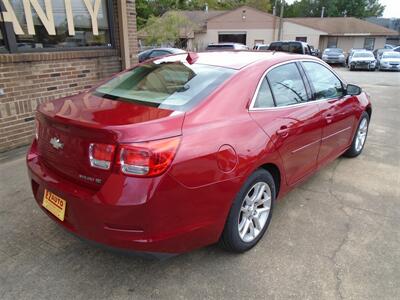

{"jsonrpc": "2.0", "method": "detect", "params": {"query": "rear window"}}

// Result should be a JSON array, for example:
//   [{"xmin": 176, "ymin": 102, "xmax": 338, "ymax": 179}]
[
  {"xmin": 382, "ymin": 52, "xmax": 400, "ymax": 59},
  {"xmin": 289, "ymin": 42, "xmax": 303, "ymax": 54},
  {"xmin": 324, "ymin": 48, "xmax": 343, "ymax": 54},
  {"xmin": 269, "ymin": 42, "xmax": 282, "ymax": 51},
  {"xmin": 353, "ymin": 52, "xmax": 374, "ymax": 58},
  {"xmin": 95, "ymin": 61, "xmax": 235, "ymax": 111}
]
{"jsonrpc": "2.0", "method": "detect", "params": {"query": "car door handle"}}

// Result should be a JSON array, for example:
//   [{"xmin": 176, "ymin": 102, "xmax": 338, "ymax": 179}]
[{"xmin": 276, "ymin": 126, "xmax": 289, "ymax": 137}]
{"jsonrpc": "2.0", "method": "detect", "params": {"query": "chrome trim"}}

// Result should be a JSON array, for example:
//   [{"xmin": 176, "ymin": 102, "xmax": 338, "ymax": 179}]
[
  {"xmin": 88, "ymin": 143, "xmax": 111, "ymax": 170},
  {"xmin": 291, "ymin": 139, "xmax": 321, "ymax": 154},
  {"xmin": 248, "ymin": 59, "xmax": 346, "ymax": 111},
  {"xmin": 322, "ymin": 126, "xmax": 352, "ymax": 141},
  {"xmin": 49, "ymin": 137, "xmax": 63, "ymax": 150}
]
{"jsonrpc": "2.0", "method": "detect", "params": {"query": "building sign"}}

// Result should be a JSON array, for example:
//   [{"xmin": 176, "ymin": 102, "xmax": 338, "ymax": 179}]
[
  {"xmin": 0, "ymin": 0, "xmax": 112, "ymax": 51},
  {"xmin": 0, "ymin": 0, "xmax": 103, "ymax": 35}
]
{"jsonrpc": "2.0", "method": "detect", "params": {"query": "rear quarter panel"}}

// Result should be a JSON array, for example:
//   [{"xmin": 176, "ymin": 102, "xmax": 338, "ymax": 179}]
[{"xmin": 168, "ymin": 61, "xmax": 287, "ymax": 192}]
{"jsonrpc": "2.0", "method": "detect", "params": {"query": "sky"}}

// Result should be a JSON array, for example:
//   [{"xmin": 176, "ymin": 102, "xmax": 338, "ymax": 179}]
[{"xmin": 284, "ymin": 0, "xmax": 400, "ymax": 18}]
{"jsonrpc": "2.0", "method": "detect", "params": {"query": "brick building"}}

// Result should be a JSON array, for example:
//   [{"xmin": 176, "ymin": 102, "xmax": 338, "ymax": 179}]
[{"xmin": 0, "ymin": 0, "xmax": 138, "ymax": 152}]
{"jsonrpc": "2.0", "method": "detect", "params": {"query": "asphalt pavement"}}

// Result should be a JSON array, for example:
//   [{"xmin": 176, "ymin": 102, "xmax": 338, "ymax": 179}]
[{"xmin": 0, "ymin": 68, "xmax": 399, "ymax": 300}]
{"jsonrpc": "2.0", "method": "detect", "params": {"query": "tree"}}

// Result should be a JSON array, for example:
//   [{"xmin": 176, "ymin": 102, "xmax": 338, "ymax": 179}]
[
  {"xmin": 284, "ymin": 0, "xmax": 385, "ymax": 18},
  {"xmin": 141, "ymin": 11, "xmax": 196, "ymax": 46},
  {"xmin": 136, "ymin": 0, "xmax": 273, "ymax": 29}
]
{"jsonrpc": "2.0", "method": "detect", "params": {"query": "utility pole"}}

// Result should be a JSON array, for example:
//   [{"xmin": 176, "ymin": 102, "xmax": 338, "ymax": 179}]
[
  {"xmin": 273, "ymin": 0, "xmax": 278, "ymax": 16},
  {"xmin": 278, "ymin": 0, "xmax": 285, "ymax": 41},
  {"xmin": 321, "ymin": 6, "xmax": 325, "ymax": 18}
]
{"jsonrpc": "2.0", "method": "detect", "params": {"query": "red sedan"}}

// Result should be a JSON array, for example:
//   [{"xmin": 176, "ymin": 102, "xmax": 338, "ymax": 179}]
[{"xmin": 27, "ymin": 51, "xmax": 371, "ymax": 256}]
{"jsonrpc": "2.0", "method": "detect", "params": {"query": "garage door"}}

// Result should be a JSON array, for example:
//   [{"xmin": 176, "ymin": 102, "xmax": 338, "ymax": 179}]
[{"xmin": 218, "ymin": 31, "xmax": 247, "ymax": 45}]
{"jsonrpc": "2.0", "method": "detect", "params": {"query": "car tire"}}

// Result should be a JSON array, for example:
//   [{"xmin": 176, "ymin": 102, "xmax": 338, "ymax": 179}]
[
  {"xmin": 219, "ymin": 169, "xmax": 275, "ymax": 253},
  {"xmin": 344, "ymin": 111, "xmax": 370, "ymax": 158}
]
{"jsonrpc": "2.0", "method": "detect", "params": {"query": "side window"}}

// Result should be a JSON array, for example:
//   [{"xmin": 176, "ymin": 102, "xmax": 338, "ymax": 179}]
[
  {"xmin": 269, "ymin": 42, "xmax": 282, "ymax": 51},
  {"xmin": 267, "ymin": 63, "xmax": 308, "ymax": 106},
  {"xmin": 290, "ymin": 42, "xmax": 303, "ymax": 54},
  {"xmin": 253, "ymin": 77, "xmax": 275, "ymax": 108},
  {"xmin": 302, "ymin": 62, "xmax": 344, "ymax": 100},
  {"xmin": 149, "ymin": 50, "xmax": 169, "ymax": 58},
  {"xmin": 281, "ymin": 43, "xmax": 290, "ymax": 52}
]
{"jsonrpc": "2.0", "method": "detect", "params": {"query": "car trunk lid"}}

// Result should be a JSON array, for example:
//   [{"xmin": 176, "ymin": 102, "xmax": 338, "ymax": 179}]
[{"xmin": 36, "ymin": 92, "xmax": 184, "ymax": 189}]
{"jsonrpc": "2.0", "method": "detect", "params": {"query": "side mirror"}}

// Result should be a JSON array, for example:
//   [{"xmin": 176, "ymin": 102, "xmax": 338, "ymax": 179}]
[{"xmin": 346, "ymin": 84, "xmax": 362, "ymax": 96}]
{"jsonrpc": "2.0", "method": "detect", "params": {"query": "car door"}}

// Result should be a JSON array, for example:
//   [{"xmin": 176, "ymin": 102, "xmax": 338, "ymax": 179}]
[
  {"xmin": 249, "ymin": 62, "xmax": 322, "ymax": 186},
  {"xmin": 301, "ymin": 61, "xmax": 358, "ymax": 166}
]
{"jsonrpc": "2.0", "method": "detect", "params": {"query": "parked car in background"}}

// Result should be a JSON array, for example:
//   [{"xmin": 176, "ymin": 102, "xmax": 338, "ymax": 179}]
[
  {"xmin": 373, "ymin": 48, "xmax": 391, "ymax": 60},
  {"xmin": 138, "ymin": 48, "xmax": 186, "ymax": 63},
  {"xmin": 268, "ymin": 41, "xmax": 313, "ymax": 55},
  {"xmin": 393, "ymin": 46, "xmax": 400, "ymax": 52},
  {"xmin": 321, "ymin": 48, "xmax": 346, "ymax": 65},
  {"xmin": 206, "ymin": 43, "xmax": 249, "ymax": 51},
  {"xmin": 309, "ymin": 45, "xmax": 320, "ymax": 57},
  {"xmin": 253, "ymin": 44, "xmax": 269, "ymax": 51},
  {"xmin": 348, "ymin": 51, "xmax": 376, "ymax": 71},
  {"xmin": 384, "ymin": 44, "xmax": 396, "ymax": 49},
  {"xmin": 378, "ymin": 51, "xmax": 400, "ymax": 71},
  {"xmin": 346, "ymin": 48, "xmax": 366, "ymax": 65},
  {"xmin": 27, "ymin": 51, "xmax": 372, "ymax": 255}
]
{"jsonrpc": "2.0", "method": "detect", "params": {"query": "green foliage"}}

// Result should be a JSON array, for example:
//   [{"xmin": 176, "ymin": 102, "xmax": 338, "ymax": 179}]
[
  {"xmin": 142, "ymin": 11, "xmax": 196, "ymax": 46},
  {"xmin": 136, "ymin": 0, "xmax": 273, "ymax": 29},
  {"xmin": 284, "ymin": 0, "xmax": 385, "ymax": 18}
]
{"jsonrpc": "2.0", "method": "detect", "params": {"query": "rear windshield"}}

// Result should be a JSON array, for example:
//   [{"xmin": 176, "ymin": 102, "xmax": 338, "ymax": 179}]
[
  {"xmin": 324, "ymin": 48, "xmax": 343, "ymax": 54},
  {"xmin": 382, "ymin": 53, "xmax": 400, "ymax": 59},
  {"xmin": 268, "ymin": 42, "xmax": 282, "ymax": 51},
  {"xmin": 95, "ymin": 61, "xmax": 235, "ymax": 111},
  {"xmin": 353, "ymin": 52, "xmax": 374, "ymax": 58},
  {"xmin": 269, "ymin": 42, "xmax": 301, "ymax": 53}
]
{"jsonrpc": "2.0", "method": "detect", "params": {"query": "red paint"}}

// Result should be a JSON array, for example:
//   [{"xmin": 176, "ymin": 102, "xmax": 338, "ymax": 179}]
[{"xmin": 27, "ymin": 52, "xmax": 371, "ymax": 254}]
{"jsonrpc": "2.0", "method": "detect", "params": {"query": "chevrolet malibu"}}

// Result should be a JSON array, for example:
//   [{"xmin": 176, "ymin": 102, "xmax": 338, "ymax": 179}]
[{"xmin": 27, "ymin": 51, "xmax": 371, "ymax": 256}]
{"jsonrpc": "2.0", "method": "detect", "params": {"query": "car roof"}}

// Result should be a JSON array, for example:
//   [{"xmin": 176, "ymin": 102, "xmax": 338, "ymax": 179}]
[
  {"xmin": 153, "ymin": 51, "xmax": 307, "ymax": 70},
  {"xmin": 382, "ymin": 51, "xmax": 400, "ymax": 56}
]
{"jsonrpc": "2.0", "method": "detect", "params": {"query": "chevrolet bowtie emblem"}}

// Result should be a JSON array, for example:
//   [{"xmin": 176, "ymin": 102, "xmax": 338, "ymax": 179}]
[{"xmin": 50, "ymin": 137, "xmax": 64, "ymax": 150}]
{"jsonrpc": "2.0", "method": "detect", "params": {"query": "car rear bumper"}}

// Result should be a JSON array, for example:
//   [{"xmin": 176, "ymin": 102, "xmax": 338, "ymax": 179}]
[
  {"xmin": 27, "ymin": 141, "xmax": 236, "ymax": 254},
  {"xmin": 351, "ymin": 62, "xmax": 376, "ymax": 70},
  {"xmin": 322, "ymin": 58, "xmax": 345, "ymax": 64}
]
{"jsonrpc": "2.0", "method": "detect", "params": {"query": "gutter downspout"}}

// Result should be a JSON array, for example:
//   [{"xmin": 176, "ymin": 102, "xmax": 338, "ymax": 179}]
[{"xmin": 118, "ymin": 0, "xmax": 130, "ymax": 69}]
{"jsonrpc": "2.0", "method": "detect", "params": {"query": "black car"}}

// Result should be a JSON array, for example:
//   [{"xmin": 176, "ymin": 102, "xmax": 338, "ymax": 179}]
[
  {"xmin": 138, "ymin": 48, "xmax": 186, "ymax": 63},
  {"xmin": 268, "ymin": 41, "xmax": 314, "ymax": 55}
]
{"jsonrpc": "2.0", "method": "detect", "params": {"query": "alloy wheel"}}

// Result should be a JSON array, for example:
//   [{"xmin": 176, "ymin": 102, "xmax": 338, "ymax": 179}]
[
  {"xmin": 355, "ymin": 118, "xmax": 368, "ymax": 152},
  {"xmin": 238, "ymin": 182, "xmax": 271, "ymax": 243}
]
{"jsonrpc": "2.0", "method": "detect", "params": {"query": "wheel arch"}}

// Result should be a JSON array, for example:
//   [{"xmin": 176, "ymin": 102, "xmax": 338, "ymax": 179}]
[
  {"xmin": 365, "ymin": 105, "xmax": 372, "ymax": 120},
  {"xmin": 259, "ymin": 163, "xmax": 281, "ymax": 199}
]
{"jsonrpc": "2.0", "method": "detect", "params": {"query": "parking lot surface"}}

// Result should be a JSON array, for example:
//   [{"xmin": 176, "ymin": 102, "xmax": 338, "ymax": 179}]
[{"xmin": 0, "ymin": 68, "xmax": 399, "ymax": 300}]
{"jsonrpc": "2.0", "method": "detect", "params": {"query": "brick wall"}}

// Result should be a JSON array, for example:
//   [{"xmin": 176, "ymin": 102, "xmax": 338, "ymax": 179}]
[{"xmin": 0, "ymin": 0, "xmax": 138, "ymax": 153}]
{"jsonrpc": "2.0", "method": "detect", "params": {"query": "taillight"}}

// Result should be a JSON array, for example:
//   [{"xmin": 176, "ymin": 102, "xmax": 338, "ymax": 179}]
[
  {"xmin": 35, "ymin": 119, "xmax": 40, "ymax": 140},
  {"xmin": 119, "ymin": 136, "xmax": 181, "ymax": 177},
  {"xmin": 89, "ymin": 143, "xmax": 116, "ymax": 170}
]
